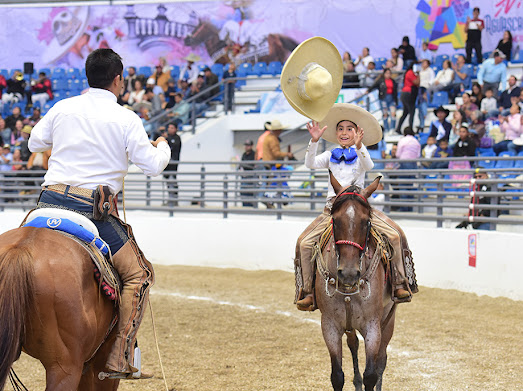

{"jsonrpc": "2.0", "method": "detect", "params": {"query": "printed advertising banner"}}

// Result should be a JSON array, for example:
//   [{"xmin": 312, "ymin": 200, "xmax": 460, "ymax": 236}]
[{"xmin": 0, "ymin": 0, "xmax": 521, "ymax": 70}]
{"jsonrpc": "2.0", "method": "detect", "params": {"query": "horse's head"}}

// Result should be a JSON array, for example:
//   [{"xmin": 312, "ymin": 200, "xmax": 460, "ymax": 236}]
[
  {"xmin": 329, "ymin": 171, "xmax": 381, "ymax": 289},
  {"xmin": 184, "ymin": 20, "xmax": 215, "ymax": 46}
]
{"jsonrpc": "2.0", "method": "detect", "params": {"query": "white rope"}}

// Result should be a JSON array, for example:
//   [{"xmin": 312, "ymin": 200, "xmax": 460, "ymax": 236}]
[{"xmin": 149, "ymin": 299, "xmax": 169, "ymax": 391}]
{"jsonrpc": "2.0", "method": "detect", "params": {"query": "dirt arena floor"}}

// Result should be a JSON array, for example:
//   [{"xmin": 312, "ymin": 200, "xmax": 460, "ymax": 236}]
[{"xmin": 8, "ymin": 264, "xmax": 523, "ymax": 391}]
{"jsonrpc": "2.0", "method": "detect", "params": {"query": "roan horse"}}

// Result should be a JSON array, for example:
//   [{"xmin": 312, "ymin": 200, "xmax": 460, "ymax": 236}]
[
  {"xmin": 184, "ymin": 20, "xmax": 298, "ymax": 65},
  {"xmin": 0, "ymin": 227, "xmax": 119, "ymax": 390},
  {"xmin": 315, "ymin": 174, "xmax": 397, "ymax": 391}
]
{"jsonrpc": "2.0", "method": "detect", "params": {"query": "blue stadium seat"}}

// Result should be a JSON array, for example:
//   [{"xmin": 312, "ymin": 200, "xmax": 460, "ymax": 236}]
[
  {"xmin": 210, "ymin": 64, "xmax": 223, "ymax": 79},
  {"xmin": 81, "ymin": 78, "xmax": 89, "ymax": 90},
  {"xmin": 374, "ymin": 57, "xmax": 387, "ymax": 70},
  {"xmin": 512, "ymin": 50, "xmax": 523, "ymax": 64},
  {"xmin": 238, "ymin": 63, "xmax": 253, "ymax": 75},
  {"xmin": 70, "ymin": 79, "xmax": 81, "ymax": 92},
  {"xmin": 433, "ymin": 54, "xmax": 449, "ymax": 69},
  {"xmin": 51, "ymin": 68, "xmax": 66, "ymax": 79},
  {"xmin": 53, "ymin": 91, "xmax": 63, "ymax": 101},
  {"xmin": 268, "ymin": 61, "xmax": 282, "ymax": 76},
  {"xmin": 476, "ymin": 147, "xmax": 494, "ymax": 156},
  {"xmin": 252, "ymin": 62, "xmax": 268, "ymax": 76},
  {"xmin": 39, "ymin": 68, "xmax": 51, "ymax": 76},
  {"xmin": 52, "ymin": 78, "xmax": 69, "ymax": 91},
  {"xmin": 429, "ymin": 91, "xmax": 449, "ymax": 108},
  {"xmin": 482, "ymin": 51, "xmax": 492, "ymax": 61},
  {"xmin": 477, "ymin": 150, "xmax": 496, "ymax": 169},
  {"xmin": 0, "ymin": 69, "xmax": 8, "ymax": 78},
  {"xmin": 137, "ymin": 66, "xmax": 152, "ymax": 78},
  {"xmin": 66, "ymin": 68, "xmax": 81, "ymax": 79},
  {"xmin": 430, "ymin": 65, "xmax": 439, "ymax": 74},
  {"xmin": 235, "ymin": 67, "xmax": 247, "ymax": 88},
  {"xmin": 495, "ymin": 151, "xmax": 515, "ymax": 169},
  {"xmin": 417, "ymin": 132, "xmax": 430, "ymax": 146},
  {"xmin": 170, "ymin": 65, "xmax": 180, "ymax": 80}
]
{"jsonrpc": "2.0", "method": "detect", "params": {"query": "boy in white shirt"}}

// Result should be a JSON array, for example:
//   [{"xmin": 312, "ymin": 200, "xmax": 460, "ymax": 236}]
[{"xmin": 480, "ymin": 88, "xmax": 498, "ymax": 119}]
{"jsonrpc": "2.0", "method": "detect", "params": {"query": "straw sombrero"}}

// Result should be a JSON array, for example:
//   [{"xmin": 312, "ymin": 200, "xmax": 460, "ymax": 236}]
[
  {"xmin": 266, "ymin": 119, "xmax": 288, "ymax": 131},
  {"xmin": 319, "ymin": 103, "xmax": 382, "ymax": 146},
  {"xmin": 280, "ymin": 36, "xmax": 343, "ymax": 122},
  {"xmin": 183, "ymin": 53, "xmax": 201, "ymax": 63}
]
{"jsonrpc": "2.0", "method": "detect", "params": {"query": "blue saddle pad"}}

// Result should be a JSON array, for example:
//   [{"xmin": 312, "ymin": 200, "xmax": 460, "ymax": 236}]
[{"xmin": 24, "ymin": 217, "xmax": 109, "ymax": 256}]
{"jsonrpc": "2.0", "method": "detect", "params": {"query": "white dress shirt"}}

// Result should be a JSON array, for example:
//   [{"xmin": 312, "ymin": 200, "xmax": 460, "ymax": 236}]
[
  {"xmin": 29, "ymin": 88, "xmax": 171, "ymax": 194},
  {"xmin": 305, "ymin": 139, "xmax": 374, "ymax": 201}
]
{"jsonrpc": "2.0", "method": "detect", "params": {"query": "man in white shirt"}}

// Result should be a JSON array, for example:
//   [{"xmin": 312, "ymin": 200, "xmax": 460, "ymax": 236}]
[
  {"xmin": 354, "ymin": 47, "xmax": 374, "ymax": 74},
  {"xmin": 29, "ymin": 48, "xmax": 171, "ymax": 379}
]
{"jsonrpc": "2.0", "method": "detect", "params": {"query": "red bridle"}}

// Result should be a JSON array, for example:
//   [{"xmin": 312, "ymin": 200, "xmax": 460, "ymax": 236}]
[{"xmin": 333, "ymin": 191, "xmax": 369, "ymax": 252}]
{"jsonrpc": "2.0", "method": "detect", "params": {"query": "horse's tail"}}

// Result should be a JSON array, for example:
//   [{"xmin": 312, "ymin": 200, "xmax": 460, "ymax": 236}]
[{"xmin": 0, "ymin": 246, "xmax": 35, "ymax": 390}]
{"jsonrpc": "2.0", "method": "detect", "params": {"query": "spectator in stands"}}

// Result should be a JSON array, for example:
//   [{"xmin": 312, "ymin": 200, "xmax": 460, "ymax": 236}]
[
  {"xmin": 361, "ymin": 61, "xmax": 378, "ymax": 88},
  {"xmin": 159, "ymin": 56, "xmax": 172, "ymax": 74},
  {"xmin": 430, "ymin": 138, "xmax": 452, "ymax": 169},
  {"xmin": 179, "ymin": 53, "xmax": 201, "ymax": 87},
  {"xmin": 186, "ymin": 81, "xmax": 208, "ymax": 115},
  {"xmin": 354, "ymin": 47, "xmax": 374, "ymax": 73},
  {"xmin": 0, "ymin": 117, "xmax": 8, "ymax": 146},
  {"xmin": 398, "ymin": 36, "xmax": 417, "ymax": 68},
  {"xmin": 1, "ymin": 71, "xmax": 26, "ymax": 106},
  {"xmin": 0, "ymin": 73, "xmax": 6, "ymax": 100},
  {"xmin": 152, "ymin": 65, "xmax": 169, "ymax": 92},
  {"xmin": 342, "ymin": 51, "xmax": 352, "ymax": 72},
  {"xmin": 447, "ymin": 55, "xmax": 472, "ymax": 102},
  {"xmin": 9, "ymin": 119, "xmax": 25, "ymax": 146},
  {"xmin": 465, "ymin": 7, "xmax": 484, "ymax": 64},
  {"xmin": 223, "ymin": 62, "xmax": 236, "ymax": 113},
  {"xmin": 396, "ymin": 126, "xmax": 420, "ymax": 211},
  {"xmin": 450, "ymin": 109, "xmax": 466, "ymax": 145},
  {"xmin": 422, "ymin": 136, "xmax": 437, "ymax": 157},
  {"xmin": 124, "ymin": 66, "xmax": 137, "ymax": 96},
  {"xmin": 143, "ymin": 87, "xmax": 162, "ymax": 117},
  {"xmin": 262, "ymin": 120, "xmax": 293, "ymax": 165},
  {"xmin": 429, "ymin": 106, "xmax": 452, "ymax": 141},
  {"xmin": 428, "ymin": 59, "xmax": 453, "ymax": 98},
  {"xmin": 368, "ymin": 68, "xmax": 397, "ymax": 133},
  {"xmin": 24, "ymin": 107, "xmax": 42, "ymax": 127},
  {"xmin": 395, "ymin": 63, "xmax": 419, "ymax": 134},
  {"xmin": 469, "ymin": 110, "xmax": 486, "ymax": 140},
  {"xmin": 389, "ymin": 48, "xmax": 403, "ymax": 73},
  {"xmin": 494, "ymin": 104, "xmax": 522, "ymax": 154},
  {"xmin": 418, "ymin": 41, "xmax": 432, "ymax": 62},
  {"xmin": 458, "ymin": 92, "xmax": 479, "ymax": 121},
  {"xmin": 239, "ymin": 139, "xmax": 256, "ymax": 207},
  {"xmin": 18, "ymin": 125, "xmax": 32, "ymax": 161},
  {"xmin": 163, "ymin": 122, "xmax": 182, "ymax": 207},
  {"xmin": 124, "ymin": 79, "xmax": 145, "ymax": 107},
  {"xmin": 10, "ymin": 149, "xmax": 23, "ymax": 171},
  {"xmin": 5, "ymin": 106, "xmax": 24, "ymax": 134},
  {"xmin": 452, "ymin": 125, "xmax": 476, "ymax": 157},
  {"xmin": 481, "ymin": 88, "xmax": 498, "ymax": 119},
  {"xmin": 418, "ymin": 59, "xmax": 435, "ymax": 132},
  {"xmin": 498, "ymin": 75, "xmax": 521, "ymax": 116},
  {"xmin": 165, "ymin": 78, "xmax": 177, "ymax": 109},
  {"xmin": 519, "ymin": 89, "xmax": 523, "ymax": 112},
  {"xmin": 27, "ymin": 72, "xmax": 53, "ymax": 110},
  {"xmin": 477, "ymin": 50, "xmax": 507, "ymax": 96},
  {"xmin": 470, "ymin": 82, "xmax": 484, "ymax": 106},
  {"xmin": 367, "ymin": 130, "xmax": 387, "ymax": 170},
  {"xmin": 203, "ymin": 67, "xmax": 219, "ymax": 98},
  {"xmin": 170, "ymin": 93, "xmax": 190, "ymax": 126},
  {"xmin": 178, "ymin": 78, "xmax": 190, "ymax": 99},
  {"xmin": 0, "ymin": 144, "xmax": 13, "ymax": 171},
  {"xmin": 343, "ymin": 61, "xmax": 360, "ymax": 88},
  {"xmin": 256, "ymin": 121, "xmax": 271, "ymax": 161},
  {"xmin": 456, "ymin": 171, "xmax": 492, "ymax": 230},
  {"xmin": 496, "ymin": 30, "xmax": 512, "ymax": 61}
]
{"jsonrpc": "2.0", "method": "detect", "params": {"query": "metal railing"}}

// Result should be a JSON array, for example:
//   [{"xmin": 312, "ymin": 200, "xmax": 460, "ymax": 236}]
[{"xmin": 1, "ymin": 157, "xmax": 522, "ymax": 229}]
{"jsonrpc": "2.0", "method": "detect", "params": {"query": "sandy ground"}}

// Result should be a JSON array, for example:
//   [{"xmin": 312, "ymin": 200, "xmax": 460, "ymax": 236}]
[{"xmin": 8, "ymin": 265, "xmax": 523, "ymax": 391}]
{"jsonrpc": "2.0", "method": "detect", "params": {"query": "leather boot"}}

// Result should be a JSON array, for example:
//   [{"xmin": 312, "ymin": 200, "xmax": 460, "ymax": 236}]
[
  {"xmin": 296, "ymin": 292, "xmax": 315, "ymax": 311},
  {"xmin": 105, "ymin": 240, "xmax": 154, "ymax": 376}
]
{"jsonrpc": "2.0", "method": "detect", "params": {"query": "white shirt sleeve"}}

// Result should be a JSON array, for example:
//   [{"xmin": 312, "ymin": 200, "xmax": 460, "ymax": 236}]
[
  {"xmin": 124, "ymin": 114, "xmax": 171, "ymax": 177},
  {"xmin": 305, "ymin": 139, "xmax": 330, "ymax": 169},
  {"xmin": 29, "ymin": 105, "xmax": 56, "ymax": 152},
  {"xmin": 355, "ymin": 144, "xmax": 374, "ymax": 171}
]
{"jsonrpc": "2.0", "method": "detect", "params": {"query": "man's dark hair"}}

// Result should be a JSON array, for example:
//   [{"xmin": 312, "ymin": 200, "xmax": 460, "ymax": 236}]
[
  {"xmin": 174, "ymin": 92, "xmax": 183, "ymax": 98},
  {"xmin": 402, "ymin": 36, "xmax": 409, "ymax": 43},
  {"xmin": 473, "ymin": 7, "xmax": 480, "ymax": 12},
  {"xmin": 168, "ymin": 122, "xmax": 178, "ymax": 129},
  {"xmin": 85, "ymin": 49, "xmax": 123, "ymax": 89},
  {"xmin": 403, "ymin": 126, "xmax": 415, "ymax": 136}
]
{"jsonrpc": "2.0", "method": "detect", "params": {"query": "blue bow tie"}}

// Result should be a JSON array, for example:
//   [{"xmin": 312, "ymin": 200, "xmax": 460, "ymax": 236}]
[{"xmin": 330, "ymin": 147, "xmax": 358, "ymax": 164}]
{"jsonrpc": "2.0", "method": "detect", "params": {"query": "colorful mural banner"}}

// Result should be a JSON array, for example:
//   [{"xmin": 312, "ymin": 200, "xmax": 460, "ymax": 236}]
[{"xmin": 0, "ymin": 0, "xmax": 521, "ymax": 71}]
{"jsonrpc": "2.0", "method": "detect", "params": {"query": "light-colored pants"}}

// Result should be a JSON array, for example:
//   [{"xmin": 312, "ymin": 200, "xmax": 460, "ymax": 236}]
[{"xmin": 32, "ymin": 92, "xmax": 50, "ymax": 108}]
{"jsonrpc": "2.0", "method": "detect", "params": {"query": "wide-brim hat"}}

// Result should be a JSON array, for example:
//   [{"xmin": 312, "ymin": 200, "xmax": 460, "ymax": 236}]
[
  {"xmin": 21, "ymin": 125, "xmax": 32, "ymax": 134},
  {"xmin": 266, "ymin": 119, "xmax": 288, "ymax": 131},
  {"xmin": 318, "ymin": 103, "xmax": 382, "ymax": 146},
  {"xmin": 433, "ymin": 106, "xmax": 450, "ymax": 117},
  {"xmin": 280, "ymin": 36, "xmax": 343, "ymax": 122},
  {"xmin": 42, "ymin": 7, "xmax": 90, "ymax": 64},
  {"xmin": 183, "ymin": 53, "xmax": 201, "ymax": 63},
  {"xmin": 512, "ymin": 136, "xmax": 523, "ymax": 146}
]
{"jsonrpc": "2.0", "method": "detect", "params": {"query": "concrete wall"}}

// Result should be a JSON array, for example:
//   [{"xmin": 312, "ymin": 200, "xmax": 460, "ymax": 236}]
[{"xmin": 1, "ymin": 210, "xmax": 521, "ymax": 301}]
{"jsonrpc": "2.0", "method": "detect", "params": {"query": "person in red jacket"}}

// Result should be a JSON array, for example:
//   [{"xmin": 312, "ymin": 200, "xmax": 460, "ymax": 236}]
[
  {"xmin": 0, "ymin": 74, "xmax": 6, "ymax": 100},
  {"xmin": 27, "ymin": 72, "xmax": 53, "ymax": 110}
]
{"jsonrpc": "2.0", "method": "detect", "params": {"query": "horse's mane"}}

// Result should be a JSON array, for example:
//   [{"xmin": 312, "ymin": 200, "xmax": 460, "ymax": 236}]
[{"xmin": 331, "ymin": 184, "xmax": 372, "ymax": 216}]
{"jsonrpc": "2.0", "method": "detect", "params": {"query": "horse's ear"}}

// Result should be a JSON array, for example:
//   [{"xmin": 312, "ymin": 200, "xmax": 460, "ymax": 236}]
[
  {"xmin": 329, "ymin": 170, "xmax": 343, "ymax": 195},
  {"xmin": 361, "ymin": 176, "xmax": 381, "ymax": 199}
]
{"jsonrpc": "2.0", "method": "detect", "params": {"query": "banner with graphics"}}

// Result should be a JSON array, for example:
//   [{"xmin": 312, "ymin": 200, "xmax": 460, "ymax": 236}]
[{"xmin": 0, "ymin": 0, "xmax": 521, "ymax": 71}]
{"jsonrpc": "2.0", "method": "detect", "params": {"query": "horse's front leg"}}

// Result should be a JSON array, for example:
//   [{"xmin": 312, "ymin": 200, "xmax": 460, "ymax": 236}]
[
  {"xmin": 346, "ymin": 330, "xmax": 363, "ymax": 391},
  {"xmin": 321, "ymin": 315, "xmax": 345, "ymax": 391},
  {"xmin": 375, "ymin": 305, "xmax": 396, "ymax": 391},
  {"xmin": 362, "ymin": 320, "xmax": 381, "ymax": 391}
]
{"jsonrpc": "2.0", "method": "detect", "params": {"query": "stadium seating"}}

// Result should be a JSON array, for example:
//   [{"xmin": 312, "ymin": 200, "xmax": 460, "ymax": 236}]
[
  {"xmin": 433, "ymin": 54, "xmax": 449, "ymax": 69},
  {"xmin": 429, "ymin": 91, "xmax": 449, "ymax": 108},
  {"xmin": 138, "ymin": 66, "xmax": 153, "ymax": 78},
  {"xmin": 267, "ymin": 61, "xmax": 282, "ymax": 76},
  {"xmin": 252, "ymin": 62, "xmax": 268, "ymax": 76},
  {"xmin": 477, "ymin": 150, "xmax": 496, "ymax": 169}
]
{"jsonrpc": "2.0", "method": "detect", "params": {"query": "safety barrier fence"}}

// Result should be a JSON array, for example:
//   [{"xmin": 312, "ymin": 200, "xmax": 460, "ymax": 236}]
[{"xmin": 1, "ymin": 157, "xmax": 522, "ymax": 229}]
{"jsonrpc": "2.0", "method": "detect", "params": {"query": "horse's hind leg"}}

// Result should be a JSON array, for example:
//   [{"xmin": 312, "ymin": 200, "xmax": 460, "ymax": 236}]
[
  {"xmin": 321, "ymin": 316, "xmax": 345, "ymax": 391},
  {"xmin": 346, "ymin": 330, "xmax": 363, "ymax": 391}
]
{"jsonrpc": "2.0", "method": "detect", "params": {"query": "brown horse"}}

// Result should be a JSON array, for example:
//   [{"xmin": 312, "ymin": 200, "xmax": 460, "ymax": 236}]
[
  {"xmin": 184, "ymin": 20, "xmax": 298, "ymax": 64},
  {"xmin": 0, "ymin": 227, "xmax": 119, "ymax": 391},
  {"xmin": 315, "ymin": 174, "xmax": 396, "ymax": 391}
]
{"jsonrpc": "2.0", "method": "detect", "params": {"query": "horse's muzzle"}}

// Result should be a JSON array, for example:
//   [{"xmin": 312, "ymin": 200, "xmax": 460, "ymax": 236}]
[{"xmin": 337, "ymin": 268, "xmax": 360, "ymax": 288}]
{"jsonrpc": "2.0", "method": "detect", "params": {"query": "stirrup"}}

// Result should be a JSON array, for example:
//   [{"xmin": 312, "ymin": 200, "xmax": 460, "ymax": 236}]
[
  {"xmin": 296, "ymin": 293, "xmax": 316, "ymax": 311},
  {"xmin": 98, "ymin": 370, "xmax": 153, "ymax": 380}
]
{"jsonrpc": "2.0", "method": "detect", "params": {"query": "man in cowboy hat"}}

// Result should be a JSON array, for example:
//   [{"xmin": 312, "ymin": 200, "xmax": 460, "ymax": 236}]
[
  {"xmin": 429, "ymin": 106, "xmax": 452, "ymax": 141},
  {"xmin": 280, "ymin": 37, "xmax": 416, "ymax": 310},
  {"xmin": 178, "ymin": 53, "xmax": 201, "ymax": 87},
  {"xmin": 29, "ymin": 48, "xmax": 170, "ymax": 379},
  {"xmin": 262, "ymin": 119, "xmax": 293, "ymax": 165}
]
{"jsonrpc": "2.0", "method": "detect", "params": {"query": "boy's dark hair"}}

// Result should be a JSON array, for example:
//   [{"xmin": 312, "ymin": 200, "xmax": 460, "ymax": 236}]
[
  {"xmin": 485, "ymin": 88, "xmax": 493, "ymax": 93},
  {"xmin": 85, "ymin": 49, "xmax": 123, "ymax": 89},
  {"xmin": 438, "ymin": 138, "xmax": 448, "ymax": 145},
  {"xmin": 403, "ymin": 126, "xmax": 415, "ymax": 136},
  {"xmin": 168, "ymin": 122, "xmax": 178, "ymax": 129},
  {"xmin": 473, "ymin": 7, "xmax": 480, "ymax": 12}
]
